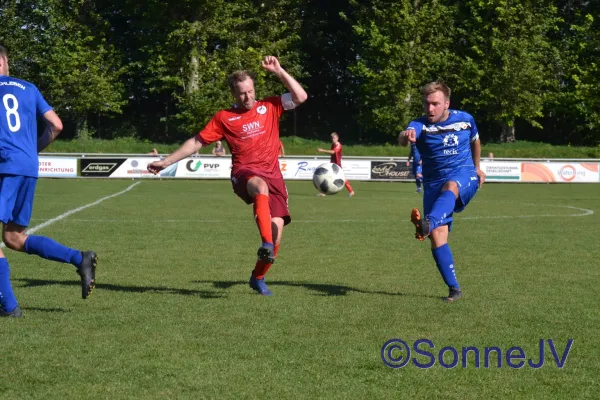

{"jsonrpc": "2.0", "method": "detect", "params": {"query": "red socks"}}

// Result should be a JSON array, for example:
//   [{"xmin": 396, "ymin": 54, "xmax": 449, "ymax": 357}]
[{"xmin": 253, "ymin": 194, "xmax": 272, "ymax": 244}]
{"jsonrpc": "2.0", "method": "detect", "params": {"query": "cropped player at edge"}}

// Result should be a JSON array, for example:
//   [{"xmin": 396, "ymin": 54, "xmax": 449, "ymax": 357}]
[
  {"xmin": 398, "ymin": 82, "xmax": 486, "ymax": 303},
  {"xmin": 0, "ymin": 45, "xmax": 97, "ymax": 317},
  {"xmin": 148, "ymin": 56, "xmax": 307, "ymax": 296}
]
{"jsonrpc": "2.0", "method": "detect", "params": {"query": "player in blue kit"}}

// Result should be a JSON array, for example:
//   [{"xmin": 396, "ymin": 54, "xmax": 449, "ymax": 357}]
[
  {"xmin": 0, "ymin": 44, "xmax": 96, "ymax": 317},
  {"xmin": 407, "ymin": 143, "xmax": 423, "ymax": 192},
  {"xmin": 398, "ymin": 82, "xmax": 486, "ymax": 302}
]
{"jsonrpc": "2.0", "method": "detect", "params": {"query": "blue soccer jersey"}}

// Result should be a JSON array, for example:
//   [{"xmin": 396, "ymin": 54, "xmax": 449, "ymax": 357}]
[
  {"xmin": 407, "ymin": 110, "xmax": 479, "ymax": 182},
  {"xmin": 0, "ymin": 76, "xmax": 52, "ymax": 178},
  {"xmin": 409, "ymin": 143, "xmax": 421, "ymax": 163}
]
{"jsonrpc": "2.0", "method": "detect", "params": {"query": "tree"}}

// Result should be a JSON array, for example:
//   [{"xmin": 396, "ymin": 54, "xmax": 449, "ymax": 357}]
[
  {"xmin": 453, "ymin": 0, "xmax": 560, "ymax": 142},
  {"xmin": 343, "ymin": 0, "xmax": 457, "ymax": 138}
]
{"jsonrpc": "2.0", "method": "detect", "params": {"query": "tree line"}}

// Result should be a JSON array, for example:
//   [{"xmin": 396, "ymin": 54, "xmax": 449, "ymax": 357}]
[{"xmin": 1, "ymin": 0, "xmax": 598, "ymax": 146}]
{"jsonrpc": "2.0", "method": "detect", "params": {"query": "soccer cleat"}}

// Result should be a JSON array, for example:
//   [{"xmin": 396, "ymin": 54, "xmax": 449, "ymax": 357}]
[
  {"xmin": 316, "ymin": 192, "xmax": 326, "ymax": 197},
  {"xmin": 77, "ymin": 251, "xmax": 97, "ymax": 299},
  {"xmin": 416, "ymin": 187, "xmax": 422, "ymax": 193},
  {"xmin": 444, "ymin": 286, "xmax": 463, "ymax": 303},
  {"xmin": 257, "ymin": 243, "xmax": 275, "ymax": 264},
  {"xmin": 0, "ymin": 306, "xmax": 22, "ymax": 318},
  {"xmin": 348, "ymin": 191, "xmax": 355, "ymax": 197},
  {"xmin": 249, "ymin": 274, "xmax": 273, "ymax": 296},
  {"xmin": 410, "ymin": 208, "xmax": 430, "ymax": 241}
]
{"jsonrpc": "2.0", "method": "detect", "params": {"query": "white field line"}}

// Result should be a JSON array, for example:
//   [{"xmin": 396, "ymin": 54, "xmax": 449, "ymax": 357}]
[
  {"xmin": 24, "ymin": 205, "xmax": 594, "ymax": 224},
  {"xmin": 0, "ymin": 182, "xmax": 142, "ymax": 248}
]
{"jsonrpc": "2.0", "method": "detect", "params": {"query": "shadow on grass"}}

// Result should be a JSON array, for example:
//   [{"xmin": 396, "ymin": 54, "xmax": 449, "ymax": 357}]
[
  {"xmin": 193, "ymin": 279, "xmax": 440, "ymax": 299},
  {"xmin": 22, "ymin": 307, "xmax": 70, "ymax": 313},
  {"xmin": 15, "ymin": 279, "xmax": 225, "ymax": 299}
]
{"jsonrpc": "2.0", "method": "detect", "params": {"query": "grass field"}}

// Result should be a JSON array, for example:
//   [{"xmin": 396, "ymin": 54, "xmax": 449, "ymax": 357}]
[{"xmin": 1, "ymin": 179, "xmax": 599, "ymax": 399}]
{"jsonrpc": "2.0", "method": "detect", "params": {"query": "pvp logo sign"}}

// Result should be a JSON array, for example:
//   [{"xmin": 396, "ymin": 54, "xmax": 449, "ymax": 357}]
[
  {"xmin": 176, "ymin": 157, "xmax": 229, "ymax": 178},
  {"xmin": 370, "ymin": 161, "xmax": 413, "ymax": 180}
]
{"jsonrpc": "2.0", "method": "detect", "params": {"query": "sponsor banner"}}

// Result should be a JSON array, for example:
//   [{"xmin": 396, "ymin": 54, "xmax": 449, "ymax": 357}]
[
  {"xmin": 342, "ymin": 160, "xmax": 372, "ymax": 180},
  {"xmin": 370, "ymin": 161, "xmax": 414, "ymax": 180},
  {"xmin": 110, "ymin": 157, "xmax": 162, "ymax": 178},
  {"xmin": 277, "ymin": 159, "xmax": 372, "ymax": 181},
  {"xmin": 39, "ymin": 157, "xmax": 77, "ymax": 177},
  {"xmin": 279, "ymin": 159, "xmax": 323, "ymax": 180},
  {"xmin": 80, "ymin": 158, "xmax": 127, "ymax": 177},
  {"xmin": 481, "ymin": 161, "xmax": 521, "ymax": 181},
  {"xmin": 175, "ymin": 157, "xmax": 232, "ymax": 178},
  {"xmin": 521, "ymin": 163, "xmax": 600, "ymax": 183}
]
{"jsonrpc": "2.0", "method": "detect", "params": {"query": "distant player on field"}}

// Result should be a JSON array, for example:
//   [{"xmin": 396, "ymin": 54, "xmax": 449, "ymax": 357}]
[
  {"xmin": 407, "ymin": 143, "xmax": 423, "ymax": 192},
  {"xmin": 317, "ymin": 132, "xmax": 355, "ymax": 197},
  {"xmin": 398, "ymin": 82, "xmax": 485, "ymax": 302},
  {"xmin": 0, "ymin": 44, "xmax": 97, "ymax": 317},
  {"xmin": 148, "ymin": 56, "xmax": 307, "ymax": 296}
]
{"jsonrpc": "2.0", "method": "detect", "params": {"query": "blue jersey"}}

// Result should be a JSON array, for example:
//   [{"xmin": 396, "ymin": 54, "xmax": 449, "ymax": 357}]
[
  {"xmin": 407, "ymin": 110, "xmax": 479, "ymax": 182},
  {"xmin": 0, "ymin": 76, "xmax": 52, "ymax": 178},
  {"xmin": 409, "ymin": 143, "xmax": 421, "ymax": 163}
]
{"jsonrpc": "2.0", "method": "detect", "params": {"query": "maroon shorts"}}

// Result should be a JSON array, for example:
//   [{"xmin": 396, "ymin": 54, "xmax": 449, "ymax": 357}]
[{"xmin": 231, "ymin": 169, "xmax": 291, "ymax": 225}]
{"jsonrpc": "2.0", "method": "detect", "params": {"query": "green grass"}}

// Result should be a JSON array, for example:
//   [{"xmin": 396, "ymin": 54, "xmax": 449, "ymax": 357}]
[
  {"xmin": 43, "ymin": 136, "xmax": 600, "ymax": 158},
  {"xmin": 1, "ymin": 180, "xmax": 599, "ymax": 399}
]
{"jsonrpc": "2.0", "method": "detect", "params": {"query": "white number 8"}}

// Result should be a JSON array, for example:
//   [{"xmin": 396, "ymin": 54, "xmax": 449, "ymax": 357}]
[{"xmin": 3, "ymin": 94, "xmax": 21, "ymax": 132}]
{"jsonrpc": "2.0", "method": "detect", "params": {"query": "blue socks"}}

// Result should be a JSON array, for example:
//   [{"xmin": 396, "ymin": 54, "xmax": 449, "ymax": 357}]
[
  {"xmin": 0, "ymin": 258, "xmax": 18, "ymax": 312},
  {"xmin": 432, "ymin": 244, "xmax": 459, "ymax": 288},
  {"xmin": 427, "ymin": 190, "xmax": 456, "ymax": 229},
  {"xmin": 24, "ymin": 235, "xmax": 82, "ymax": 266}
]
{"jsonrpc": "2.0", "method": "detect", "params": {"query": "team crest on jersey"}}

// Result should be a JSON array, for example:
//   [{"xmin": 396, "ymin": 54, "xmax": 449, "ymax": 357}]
[
  {"xmin": 443, "ymin": 133, "xmax": 459, "ymax": 147},
  {"xmin": 257, "ymin": 105, "xmax": 267, "ymax": 114}
]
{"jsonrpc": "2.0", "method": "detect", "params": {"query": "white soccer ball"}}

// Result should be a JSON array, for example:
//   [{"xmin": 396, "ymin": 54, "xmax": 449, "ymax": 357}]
[{"xmin": 312, "ymin": 162, "xmax": 346, "ymax": 195}]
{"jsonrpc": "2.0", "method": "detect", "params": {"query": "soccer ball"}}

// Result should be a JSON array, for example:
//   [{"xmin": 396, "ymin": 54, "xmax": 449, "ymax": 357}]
[{"xmin": 312, "ymin": 162, "xmax": 346, "ymax": 195}]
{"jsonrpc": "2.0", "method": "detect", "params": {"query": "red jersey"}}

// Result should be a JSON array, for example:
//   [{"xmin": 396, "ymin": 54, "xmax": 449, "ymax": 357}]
[
  {"xmin": 331, "ymin": 142, "xmax": 343, "ymax": 166},
  {"xmin": 196, "ymin": 96, "xmax": 285, "ymax": 178}
]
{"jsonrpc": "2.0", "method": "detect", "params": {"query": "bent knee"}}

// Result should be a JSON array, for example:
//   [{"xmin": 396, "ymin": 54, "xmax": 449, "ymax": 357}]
[{"xmin": 247, "ymin": 177, "xmax": 269, "ymax": 196}]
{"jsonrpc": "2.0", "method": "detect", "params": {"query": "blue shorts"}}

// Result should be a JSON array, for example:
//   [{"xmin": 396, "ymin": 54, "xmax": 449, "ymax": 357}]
[
  {"xmin": 423, "ymin": 171, "xmax": 479, "ymax": 230},
  {"xmin": 0, "ymin": 175, "xmax": 37, "ymax": 227}
]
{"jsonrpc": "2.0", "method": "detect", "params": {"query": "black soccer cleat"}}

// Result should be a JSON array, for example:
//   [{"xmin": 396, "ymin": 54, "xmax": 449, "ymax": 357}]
[
  {"xmin": 444, "ymin": 286, "xmax": 463, "ymax": 303},
  {"xmin": 0, "ymin": 306, "xmax": 23, "ymax": 318},
  {"xmin": 77, "ymin": 251, "xmax": 97, "ymax": 299},
  {"xmin": 257, "ymin": 243, "xmax": 275, "ymax": 264},
  {"xmin": 410, "ymin": 208, "xmax": 431, "ymax": 241}
]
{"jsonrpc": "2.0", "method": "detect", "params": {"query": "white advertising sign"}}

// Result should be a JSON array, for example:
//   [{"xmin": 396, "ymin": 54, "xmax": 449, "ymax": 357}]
[{"xmin": 38, "ymin": 157, "xmax": 77, "ymax": 177}]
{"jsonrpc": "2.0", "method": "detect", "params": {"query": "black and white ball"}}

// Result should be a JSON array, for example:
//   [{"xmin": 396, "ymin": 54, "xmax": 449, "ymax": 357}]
[{"xmin": 313, "ymin": 162, "xmax": 346, "ymax": 195}]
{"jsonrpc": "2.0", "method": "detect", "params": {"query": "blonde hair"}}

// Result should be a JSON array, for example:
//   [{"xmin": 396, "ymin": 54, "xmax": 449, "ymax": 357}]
[
  {"xmin": 423, "ymin": 82, "xmax": 451, "ymax": 100},
  {"xmin": 331, "ymin": 132, "xmax": 339, "ymax": 139}
]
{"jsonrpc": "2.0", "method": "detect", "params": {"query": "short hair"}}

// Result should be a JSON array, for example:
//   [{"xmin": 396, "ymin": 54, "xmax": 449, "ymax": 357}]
[
  {"xmin": 227, "ymin": 70, "xmax": 255, "ymax": 91},
  {"xmin": 423, "ymin": 82, "xmax": 451, "ymax": 100},
  {"xmin": 0, "ymin": 44, "xmax": 8, "ymax": 59},
  {"xmin": 331, "ymin": 132, "xmax": 339, "ymax": 138}
]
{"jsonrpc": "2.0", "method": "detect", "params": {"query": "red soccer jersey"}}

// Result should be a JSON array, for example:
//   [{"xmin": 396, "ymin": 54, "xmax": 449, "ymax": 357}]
[
  {"xmin": 331, "ymin": 142, "xmax": 343, "ymax": 166},
  {"xmin": 196, "ymin": 97, "xmax": 285, "ymax": 178}
]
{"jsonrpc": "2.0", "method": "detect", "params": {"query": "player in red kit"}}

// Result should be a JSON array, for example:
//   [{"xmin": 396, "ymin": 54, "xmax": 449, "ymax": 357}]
[
  {"xmin": 148, "ymin": 56, "xmax": 307, "ymax": 296},
  {"xmin": 317, "ymin": 132, "xmax": 355, "ymax": 197}
]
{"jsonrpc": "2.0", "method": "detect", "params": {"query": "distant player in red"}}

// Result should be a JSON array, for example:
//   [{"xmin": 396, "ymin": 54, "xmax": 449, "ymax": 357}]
[
  {"xmin": 148, "ymin": 56, "xmax": 307, "ymax": 296},
  {"xmin": 317, "ymin": 132, "xmax": 355, "ymax": 197}
]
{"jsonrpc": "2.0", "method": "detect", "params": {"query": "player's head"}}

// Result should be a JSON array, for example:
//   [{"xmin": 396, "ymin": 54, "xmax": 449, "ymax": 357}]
[
  {"xmin": 228, "ymin": 70, "xmax": 256, "ymax": 110},
  {"xmin": 0, "ymin": 44, "xmax": 9, "ymax": 76},
  {"xmin": 331, "ymin": 132, "xmax": 339, "ymax": 144},
  {"xmin": 422, "ymin": 81, "xmax": 451, "ymax": 123}
]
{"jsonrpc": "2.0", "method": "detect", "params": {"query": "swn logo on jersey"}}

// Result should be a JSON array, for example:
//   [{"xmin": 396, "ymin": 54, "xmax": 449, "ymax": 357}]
[{"xmin": 243, "ymin": 121, "xmax": 261, "ymax": 132}]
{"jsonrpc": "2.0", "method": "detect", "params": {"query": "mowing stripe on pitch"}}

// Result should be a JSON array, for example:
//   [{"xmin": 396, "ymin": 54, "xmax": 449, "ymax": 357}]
[{"xmin": 0, "ymin": 182, "xmax": 142, "ymax": 248}]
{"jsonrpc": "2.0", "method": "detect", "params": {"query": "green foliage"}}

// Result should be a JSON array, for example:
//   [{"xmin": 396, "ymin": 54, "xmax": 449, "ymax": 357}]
[{"xmin": 1, "ymin": 1, "xmax": 600, "ymax": 146}]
